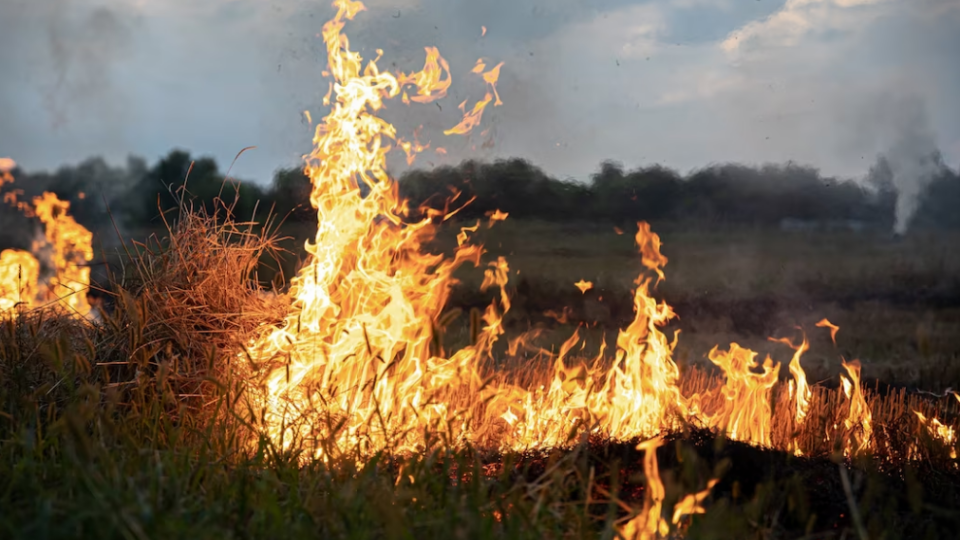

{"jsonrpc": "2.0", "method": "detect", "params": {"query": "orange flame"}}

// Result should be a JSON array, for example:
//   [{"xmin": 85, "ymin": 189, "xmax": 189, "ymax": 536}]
[
  {"xmin": 444, "ymin": 93, "xmax": 494, "ymax": 136},
  {"xmin": 574, "ymin": 280, "xmax": 593, "ymax": 294},
  {"xmin": 0, "ymin": 157, "xmax": 15, "ymax": 187},
  {"xmin": 248, "ymin": 0, "xmax": 500, "ymax": 457},
  {"xmin": 0, "ymin": 250, "xmax": 39, "ymax": 313},
  {"xmin": 839, "ymin": 359, "xmax": 873, "ymax": 457},
  {"xmin": 619, "ymin": 437, "xmax": 718, "ymax": 539},
  {"xmin": 770, "ymin": 335, "xmax": 812, "ymax": 426},
  {"xmin": 915, "ymin": 411, "xmax": 957, "ymax": 459},
  {"xmin": 816, "ymin": 318, "xmax": 839, "ymax": 345},
  {"xmin": 621, "ymin": 437, "xmax": 670, "ymax": 540},
  {"xmin": 705, "ymin": 344, "xmax": 779, "ymax": 447},
  {"xmin": 635, "ymin": 222, "xmax": 668, "ymax": 283},
  {"xmin": 486, "ymin": 209, "xmax": 508, "ymax": 225},
  {"xmin": 245, "ymin": 0, "xmax": 913, "ymax": 465},
  {"xmin": 0, "ymin": 165, "xmax": 92, "ymax": 317},
  {"xmin": 444, "ymin": 57, "xmax": 503, "ymax": 136},
  {"xmin": 398, "ymin": 46, "xmax": 452, "ymax": 104},
  {"xmin": 32, "ymin": 192, "xmax": 94, "ymax": 316}
]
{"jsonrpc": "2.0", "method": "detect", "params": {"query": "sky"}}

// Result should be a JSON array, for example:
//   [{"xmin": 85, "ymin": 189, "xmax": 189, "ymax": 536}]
[{"xmin": 1, "ymin": 0, "xmax": 958, "ymax": 185}]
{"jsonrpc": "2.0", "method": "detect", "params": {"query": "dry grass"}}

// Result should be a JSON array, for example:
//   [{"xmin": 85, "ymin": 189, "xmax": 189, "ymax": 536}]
[{"xmin": 3, "ymin": 210, "xmax": 960, "ymax": 539}]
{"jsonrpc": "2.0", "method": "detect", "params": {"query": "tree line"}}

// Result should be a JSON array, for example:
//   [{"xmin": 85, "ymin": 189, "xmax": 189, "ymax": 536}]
[{"xmin": 2, "ymin": 148, "xmax": 958, "ymax": 243}]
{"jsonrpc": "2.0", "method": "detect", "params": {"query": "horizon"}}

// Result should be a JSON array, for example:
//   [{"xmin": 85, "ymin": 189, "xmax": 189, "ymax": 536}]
[{"xmin": 8, "ymin": 147, "xmax": 958, "ymax": 189}]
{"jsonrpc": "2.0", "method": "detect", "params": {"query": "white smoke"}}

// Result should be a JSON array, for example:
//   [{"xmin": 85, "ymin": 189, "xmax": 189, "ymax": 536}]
[{"xmin": 880, "ymin": 99, "xmax": 942, "ymax": 234}]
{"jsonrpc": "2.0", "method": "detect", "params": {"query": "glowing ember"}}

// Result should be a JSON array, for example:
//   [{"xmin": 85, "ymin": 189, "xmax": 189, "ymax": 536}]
[{"xmin": 574, "ymin": 279, "xmax": 593, "ymax": 294}]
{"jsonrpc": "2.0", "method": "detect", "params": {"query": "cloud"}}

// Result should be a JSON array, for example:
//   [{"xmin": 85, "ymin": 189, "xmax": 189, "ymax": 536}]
[
  {"xmin": 1, "ymin": 0, "xmax": 957, "ymax": 187},
  {"xmin": 669, "ymin": 0, "xmax": 733, "ymax": 9},
  {"xmin": 720, "ymin": 0, "xmax": 892, "ymax": 53},
  {"xmin": 663, "ymin": 0, "xmax": 960, "ymax": 177}
]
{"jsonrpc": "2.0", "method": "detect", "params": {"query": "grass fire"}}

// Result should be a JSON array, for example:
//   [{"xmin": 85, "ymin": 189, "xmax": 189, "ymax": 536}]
[{"xmin": 2, "ymin": 1, "xmax": 960, "ymax": 539}]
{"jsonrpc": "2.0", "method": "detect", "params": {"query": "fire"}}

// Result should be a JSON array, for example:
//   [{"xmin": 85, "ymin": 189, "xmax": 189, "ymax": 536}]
[
  {"xmin": 816, "ymin": 318, "xmax": 839, "ymax": 345},
  {"xmin": 0, "ymin": 249, "xmax": 39, "ymax": 313},
  {"xmin": 444, "ymin": 58, "xmax": 503, "ymax": 136},
  {"xmin": 621, "ymin": 438, "xmax": 670, "ymax": 540},
  {"xmin": 0, "ymin": 166, "xmax": 93, "ymax": 317},
  {"xmin": 444, "ymin": 94, "xmax": 495, "ymax": 136},
  {"xmin": 574, "ymin": 279, "xmax": 593, "ymax": 293},
  {"xmin": 703, "ymin": 344, "xmax": 779, "ymax": 447},
  {"xmin": 398, "ymin": 47, "xmax": 452, "ymax": 104},
  {"xmin": 0, "ymin": 157, "xmax": 15, "ymax": 186},
  {"xmin": 619, "ymin": 437, "xmax": 718, "ymax": 540},
  {"xmin": 915, "ymin": 411, "xmax": 957, "ymax": 460},
  {"xmin": 32, "ymin": 192, "xmax": 94, "ymax": 315},
  {"xmin": 244, "ymin": 0, "xmax": 905, "ymax": 469},
  {"xmin": 247, "ymin": 0, "xmax": 494, "ymax": 457},
  {"xmin": 487, "ymin": 209, "xmax": 508, "ymax": 223},
  {"xmin": 839, "ymin": 360, "xmax": 872, "ymax": 457},
  {"xmin": 770, "ymin": 335, "xmax": 812, "ymax": 425}
]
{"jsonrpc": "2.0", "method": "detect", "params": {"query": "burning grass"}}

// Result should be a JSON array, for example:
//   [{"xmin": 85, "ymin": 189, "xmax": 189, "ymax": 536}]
[
  {"xmin": 2, "ymin": 192, "xmax": 960, "ymax": 539},
  {"xmin": 3, "ymin": 1, "xmax": 960, "ymax": 537}
]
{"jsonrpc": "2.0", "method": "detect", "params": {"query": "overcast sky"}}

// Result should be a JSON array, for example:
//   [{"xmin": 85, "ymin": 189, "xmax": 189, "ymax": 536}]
[{"xmin": 1, "ymin": 0, "xmax": 958, "ymax": 184}]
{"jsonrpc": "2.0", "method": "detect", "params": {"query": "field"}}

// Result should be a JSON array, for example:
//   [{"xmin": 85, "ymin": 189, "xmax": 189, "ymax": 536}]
[{"xmin": 5, "ymin": 216, "xmax": 949, "ymax": 539}]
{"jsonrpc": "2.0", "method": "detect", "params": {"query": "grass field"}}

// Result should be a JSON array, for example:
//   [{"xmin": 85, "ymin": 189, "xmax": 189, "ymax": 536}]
[{"xmin": 9, "ymin": 215, "xmax": 955, "ymax": 539}]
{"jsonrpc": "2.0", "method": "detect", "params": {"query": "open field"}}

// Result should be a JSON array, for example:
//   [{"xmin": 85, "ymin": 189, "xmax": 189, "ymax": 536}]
[{"xmin": 2, "ymin": 207, "xmax": 960, "ymax": 539}]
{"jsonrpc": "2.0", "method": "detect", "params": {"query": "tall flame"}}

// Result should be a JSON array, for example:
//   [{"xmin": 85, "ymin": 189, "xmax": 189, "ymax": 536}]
[
  {"xmin": 248, "ymin": 0, "xmax": 889, "ymax": 465},
  {"xmin": 839, "ymin": 359, "xmax": 872, "ymax": 457},
  {"xmin": 249, "ymin": 0, "xmax": 493, "ymax": 457}
]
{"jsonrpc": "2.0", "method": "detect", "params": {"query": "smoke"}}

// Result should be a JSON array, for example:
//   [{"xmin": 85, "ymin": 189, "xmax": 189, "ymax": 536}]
[
  {"xmin": 0, "ymin": 0, "xmax": 136, "ymax": 163},
  {"xmin": 40, "ymin": 3, "xmax": 132, "ymax": 128},
  {"xmin": 872, "ymin": 97, "xmax": 943, "ymax": 234}
]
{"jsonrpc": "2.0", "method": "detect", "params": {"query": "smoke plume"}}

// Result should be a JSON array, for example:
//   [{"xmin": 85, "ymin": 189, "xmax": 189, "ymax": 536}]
[{"xmin": 880, "ymin": 98, "xmax": 942, "ymax": 234}]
